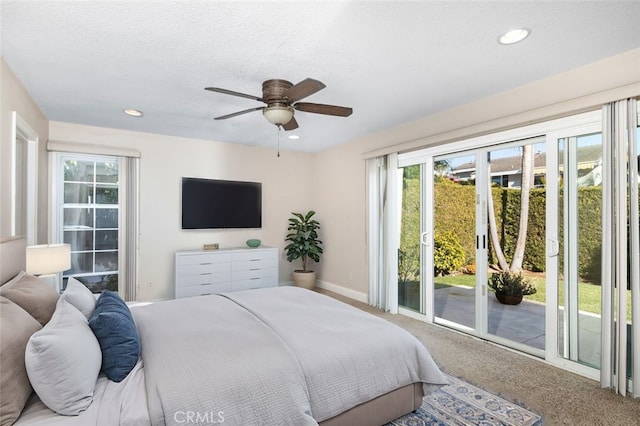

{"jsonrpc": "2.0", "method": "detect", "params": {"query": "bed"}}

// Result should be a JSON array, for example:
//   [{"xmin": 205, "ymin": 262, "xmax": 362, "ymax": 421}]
[{"xmin": 0, "ymin": 237, "xmax": 448, "ymax": 426}]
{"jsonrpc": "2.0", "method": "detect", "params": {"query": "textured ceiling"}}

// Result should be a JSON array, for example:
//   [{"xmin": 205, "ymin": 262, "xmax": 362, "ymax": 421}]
[{"xmin": 2, "ymin": 1, "xmax": 640, "ymax": 152}]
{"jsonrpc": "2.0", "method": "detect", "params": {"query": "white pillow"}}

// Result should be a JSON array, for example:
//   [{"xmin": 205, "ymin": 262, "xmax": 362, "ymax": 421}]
[
  {"xmin": 25, "ymin": 298, "xmax": 101, "ymax": 415},
  {"xmin": 60, "ymin": 277, "xmax": 97, "ymax": 320}
]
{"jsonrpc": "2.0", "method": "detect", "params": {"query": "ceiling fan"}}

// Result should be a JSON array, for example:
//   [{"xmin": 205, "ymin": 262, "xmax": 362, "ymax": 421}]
[{"xmin": 205, "ymin": 78, "xmax": 353, "ymax": 131}]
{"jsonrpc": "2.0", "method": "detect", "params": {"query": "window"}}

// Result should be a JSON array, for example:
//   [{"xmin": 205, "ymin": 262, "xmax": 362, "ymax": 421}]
[
  {"xmin": 12, "ymin": 112, "xmax": 38, "ymax": 245},
  {"xmin": 60, "ymin": 156, "xmax": 120, "ymax": 292}
]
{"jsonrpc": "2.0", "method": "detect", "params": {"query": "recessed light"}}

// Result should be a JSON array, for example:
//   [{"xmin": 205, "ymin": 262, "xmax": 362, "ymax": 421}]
[
  {"xmin": 498, "ymin": 28, "xmax": 530, "ymax": 45},
  {"xmin": 288, "ymin": 135, "xmax": 300, "ymax": 140},
  {"xmin": 123, "ymin": 108, "xmax": 143, "ymax": 117}
]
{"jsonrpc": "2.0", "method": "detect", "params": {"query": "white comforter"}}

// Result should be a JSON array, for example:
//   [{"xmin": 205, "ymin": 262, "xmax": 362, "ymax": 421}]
[
  {"xmin": 132, "ymin": 292, "xmax": 316, "ymax": 426},
  {"xmin": 134, "ymin": 286, "xmax": 447, "ymax": 425},
  {"xmin": 225, "ymin": 287, "xmax": 448, "ymax": 422}
]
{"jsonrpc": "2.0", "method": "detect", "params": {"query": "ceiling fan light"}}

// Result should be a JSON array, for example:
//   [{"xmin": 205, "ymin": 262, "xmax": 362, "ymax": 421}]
[{"xmin": 263, "ymin": 105, "xmax": 293, "ymax": 125}]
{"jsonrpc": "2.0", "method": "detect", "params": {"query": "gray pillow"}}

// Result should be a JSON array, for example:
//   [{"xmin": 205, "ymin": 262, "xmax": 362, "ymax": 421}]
[
  {"xmin": 0, "ymin": 270, "xmax": 26, "ymax": 293},
  {"xmin": 0, "ymin": 296, "xmax": 42, "ymax": 426},
  {"xmin": 60, "ymin": 277, "xmax": 97, "ymax": 320},
  {"xmin": 2, "ymin": 274, "xmax": 59, "ymax": 326},
  {"xmin": 25, "ymin": 298, "xmax": 102, "ymax": 415}
]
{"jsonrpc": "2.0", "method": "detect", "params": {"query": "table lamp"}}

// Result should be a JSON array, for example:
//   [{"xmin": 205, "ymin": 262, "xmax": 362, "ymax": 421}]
[{"xmin": 26, "ymin": 243, "xmax": 71, "ymax": 293}]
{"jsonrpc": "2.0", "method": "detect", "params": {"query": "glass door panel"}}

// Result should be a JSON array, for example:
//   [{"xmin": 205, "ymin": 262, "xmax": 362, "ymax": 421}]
[
  {"xmin": 485, "ymin": 141, "xmax": 546, "ymax": 351},
  {"xmin": 433, "ymin": 153, "xmax": 476, "ymax": 329},
  {"xmin": 557, "ymin": 133, "xmax": 603, "ymax": 369},
  {"xmin": 399, "ymin": 164, "xmax": 423, "ymax": 313}
]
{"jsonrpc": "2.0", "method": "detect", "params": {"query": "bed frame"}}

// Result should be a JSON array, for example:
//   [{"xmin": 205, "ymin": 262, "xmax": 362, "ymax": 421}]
[{"xmin": 0, "ymin": 237, "xmax": 424, "ymax": 425}]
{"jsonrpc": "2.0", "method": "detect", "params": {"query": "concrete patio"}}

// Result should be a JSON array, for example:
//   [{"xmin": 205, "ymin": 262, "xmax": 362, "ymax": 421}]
[{"xmin": 402, "ymin": 284, "xmax": 601, "ymax": 367}]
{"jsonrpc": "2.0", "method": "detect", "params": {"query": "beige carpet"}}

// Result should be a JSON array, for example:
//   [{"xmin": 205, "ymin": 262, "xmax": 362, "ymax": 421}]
[{"xmin": 317, "ymin": 289, "xmax": 640, "ymax": 426}]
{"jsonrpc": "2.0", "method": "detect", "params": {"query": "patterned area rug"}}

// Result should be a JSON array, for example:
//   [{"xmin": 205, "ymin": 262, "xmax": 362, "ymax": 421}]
[{"xmin": 387, "ymin": 375, "xmax": 543, "ymax": 426}]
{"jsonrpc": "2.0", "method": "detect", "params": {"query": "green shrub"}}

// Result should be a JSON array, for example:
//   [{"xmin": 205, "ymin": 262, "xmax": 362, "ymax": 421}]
[{"xmin": 434, "ymin": 231, "xmax": 465, "ymax": 276}]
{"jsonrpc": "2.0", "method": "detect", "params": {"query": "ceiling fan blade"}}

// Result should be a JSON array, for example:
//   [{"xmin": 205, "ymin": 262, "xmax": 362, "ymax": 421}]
[
  {"xmin": 284, "ymin": 78, "xmax": 326, "ymax": 102},
  {"xmin": 282, "ymin": 117, "xmax": 299, "ymax": 131},
  {"xmin": 294, "ymin": 102, "xmax": 353, "ymax": 117},
  {"xmin": 214, "ymin": 106, "xmax": 264, "ymax": 120},
  {"xmin": 205, "ymin": 87, "xmax": 264, "ymax": 102}
]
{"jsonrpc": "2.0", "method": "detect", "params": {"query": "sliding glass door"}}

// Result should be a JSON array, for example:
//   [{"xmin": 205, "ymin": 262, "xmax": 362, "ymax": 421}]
[
  {"xmin": 431, "ymin": 152, "xmax": 477, "ymax": 331},
  {"xmin": 484, "ymin": 140, "xmax": 546, "ymax": 351},
  {"xmin": 399, "ymin": 138, "xmax": 547, "ymax": 355},
  {"xmin": 392, "ymin": 105, "xmax": 640, "ymax": 387}
]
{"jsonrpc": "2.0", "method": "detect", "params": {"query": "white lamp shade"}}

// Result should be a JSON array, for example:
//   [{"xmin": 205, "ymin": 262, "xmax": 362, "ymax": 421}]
[
  {"xmin": 263, "ymin": 106, "xmax": 293, "ymax": 125},
  {"xmin": 26, "ymin": 244, "xmax": 71, "ymax": 275}
]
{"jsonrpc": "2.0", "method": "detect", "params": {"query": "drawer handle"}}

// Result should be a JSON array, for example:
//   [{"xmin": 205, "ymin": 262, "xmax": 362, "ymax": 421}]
[
  {"xmin": 200, "ymin": 272, "xmax": 212, "ymax": 276},
  {"xmin": 250, "ymin": 268, "xmax": 260, "ymax": 271},
  {"xmin": 200, "ymin": 262, "xmax": 212, "ymax": 265},
  {"xmin": 201, "ymin": 293, "xmax": 212, "ymax": 296},
  {"xmin": 250, "ymin": 277, "xmax": 260, "ymax": 280},
  {"xmin": 249, "ymin": 259, "xmax": 260, "ymax": 262},
  {"xmin": 200, "ymin": 283, "xmax": 212, "ymax": 286}
]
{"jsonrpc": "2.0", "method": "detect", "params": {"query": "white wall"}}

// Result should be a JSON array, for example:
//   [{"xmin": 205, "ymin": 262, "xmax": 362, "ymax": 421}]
[
  {"xmin": 313, "ymin": 48, "xmax": 640, "ymax": 298},
  {"xmin": 49, "ymin": 122, "xmax": 314, "ymax": 300},
  {"xmin": 312, "ymin": 142, "xmax": 368, "ymax": 295},
  {"xmin": 0, "ymin": 57, "xmax": 49, "ymax": 243}
]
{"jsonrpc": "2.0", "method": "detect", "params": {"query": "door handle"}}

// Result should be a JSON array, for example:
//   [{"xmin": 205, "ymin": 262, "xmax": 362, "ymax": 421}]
[
  {"xmin": 421, "ymin": 232, "xmax": 431, "ymax": 246},
  {"xmin": 547, "ymin": 238, "xmax": 559, "ymax": 257}
]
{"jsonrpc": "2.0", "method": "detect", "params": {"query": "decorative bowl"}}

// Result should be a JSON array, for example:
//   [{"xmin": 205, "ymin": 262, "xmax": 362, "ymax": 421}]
[{"xmin": 246, "ymin": 239, "xmax": 261, "ymax": 248}]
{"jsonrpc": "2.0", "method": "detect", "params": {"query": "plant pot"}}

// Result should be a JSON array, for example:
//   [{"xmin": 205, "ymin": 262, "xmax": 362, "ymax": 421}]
[
  {"xmin": 292, "ymin": 270, "xmax": 316, "ymax": 289},
  {"xmin": 495, "ymin": 292, "xmax": 523, "ymax": 305}
]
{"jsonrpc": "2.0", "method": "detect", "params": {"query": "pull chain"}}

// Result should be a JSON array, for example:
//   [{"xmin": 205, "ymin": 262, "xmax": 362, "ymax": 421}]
[{"xmin": 277, "ymin": 125, "xmax": 281, "ymax": 157}]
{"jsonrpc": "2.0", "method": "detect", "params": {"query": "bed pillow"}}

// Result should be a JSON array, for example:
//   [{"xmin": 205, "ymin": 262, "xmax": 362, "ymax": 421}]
[
  {"xmin": 0, "ymin": 270, "xmax": 26, "ymax": 293},
  {"xmin": 0, "ymin": 296, "xmax": 42, "ymax": 426},
  {"xmin": 89, "ymin": 291, "xmax": 140, "ymax": 382},
  {"xmin": 25, "ymin": 298, "xmax": 102, "ymax": 415},
  {"xmin": 1, "ymin": 274, "xmax": 59, "ymax": 326},
  {"xmin": 60, "ymin": 277, "xmax": 96, "ymax": 320}
]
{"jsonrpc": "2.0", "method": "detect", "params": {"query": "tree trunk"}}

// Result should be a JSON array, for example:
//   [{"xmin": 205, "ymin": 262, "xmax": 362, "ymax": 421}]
[
  {"xmin": 487, "ymin": 163, "xmax": 509, "ymax": 271},
  {"xmin": 510, "ymin": 144, "xmax": 534, "ymax": 272}
]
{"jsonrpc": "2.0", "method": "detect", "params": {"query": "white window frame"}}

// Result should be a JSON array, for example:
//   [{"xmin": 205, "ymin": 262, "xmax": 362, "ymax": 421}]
[
  {"xmin": 12, "ymin": 112, "xmax": 38, "ymax": 245},
  {"xmin": 50, "ymin": 152, "xmax": 124, "ymax": 295}
]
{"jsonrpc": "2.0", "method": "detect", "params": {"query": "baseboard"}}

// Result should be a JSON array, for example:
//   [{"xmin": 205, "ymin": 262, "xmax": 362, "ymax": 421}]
[{"xmin": 315, "ymin": 280, "xmax": 368, "ymax": 303}]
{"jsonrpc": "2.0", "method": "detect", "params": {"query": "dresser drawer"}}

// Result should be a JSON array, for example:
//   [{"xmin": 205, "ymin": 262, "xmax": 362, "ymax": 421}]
[
  {"xmin": 232, "ymin": 276, "xmax": 277, "ymax": 292},
  {"xmin": 176, "ymin": 282, "xmax": 232, "ymax": 298},
  {"xmin": 178, "ymin": 261, "xmax": 231, "ymax": 276},
  {"xmin": 178, "ymin": 253, "xmax": 232, "ymax": 266},
  {"xmin": 231, "ymin": 250, "xmax": 277, "ymax": 263},
  {"xmin": 177, "ymin": 271, "xmax": 232, "ymax": 287},
  {"xmin": 232, "ymin": 267, "xmax": 277, "ymax": 281},
  {"xmin": 232, "ymin": 258, "xmax": 276, "ymax": 271}
]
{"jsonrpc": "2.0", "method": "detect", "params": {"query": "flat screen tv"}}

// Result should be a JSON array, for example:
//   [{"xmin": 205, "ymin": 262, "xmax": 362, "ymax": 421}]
[{"xmin": 181, "ymin": 177, "xmax": 262, "ymax": 229}]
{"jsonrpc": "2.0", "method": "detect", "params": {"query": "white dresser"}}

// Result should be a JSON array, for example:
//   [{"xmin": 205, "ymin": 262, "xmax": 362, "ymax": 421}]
[{"xmin": 175, "ymin": 247, "xmax": 278, "ymax": 298}]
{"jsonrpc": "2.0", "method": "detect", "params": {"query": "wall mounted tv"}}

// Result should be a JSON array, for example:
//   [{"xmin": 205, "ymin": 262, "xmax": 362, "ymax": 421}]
[{"xmin": 181, "ymin": 177, "xmax": 262, "ymax": 229}]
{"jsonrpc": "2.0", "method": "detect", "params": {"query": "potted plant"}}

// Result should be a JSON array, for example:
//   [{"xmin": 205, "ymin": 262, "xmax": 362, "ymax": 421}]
[
  {"xmin": 488, "ymin": 270, "xmax": 537, "ymax": 305},
  {"xmin": 284, "ymin": 210, "xmax": 323, "ymax": 289}
]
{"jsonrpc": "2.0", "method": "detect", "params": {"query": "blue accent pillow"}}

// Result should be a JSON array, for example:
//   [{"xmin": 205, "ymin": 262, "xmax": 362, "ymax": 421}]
[{"xmin": 88, "ymin": 291, "xmax": 140, "ymax": 382}]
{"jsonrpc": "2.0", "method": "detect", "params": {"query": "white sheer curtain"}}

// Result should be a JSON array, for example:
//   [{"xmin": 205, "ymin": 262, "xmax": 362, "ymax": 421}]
[
  {"xmin": 367, "ymin": 154, "xmax": 399, "ymax": 312},
  {"xmin": 122, "ymin": 157, "xmax": 139, "ymax": 301},
  {"xmin": 601, "ymin": 99, "xmax": 639, "ymax": 396}
]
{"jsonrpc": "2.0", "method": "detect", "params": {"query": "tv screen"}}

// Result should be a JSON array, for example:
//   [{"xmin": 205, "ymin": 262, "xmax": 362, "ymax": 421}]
[{"xmin": 181, "ymin": 178, "xmax": 262, "ymax": 229}]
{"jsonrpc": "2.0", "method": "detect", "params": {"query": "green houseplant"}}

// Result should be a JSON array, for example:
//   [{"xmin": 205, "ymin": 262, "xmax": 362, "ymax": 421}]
[
  {"xmin": 284, "ymin": 210, "xmax": 323, "ymax": 289},
  {"xmin": 488, "ymin": 270, "xmax": 537, "ymax": 305}
]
